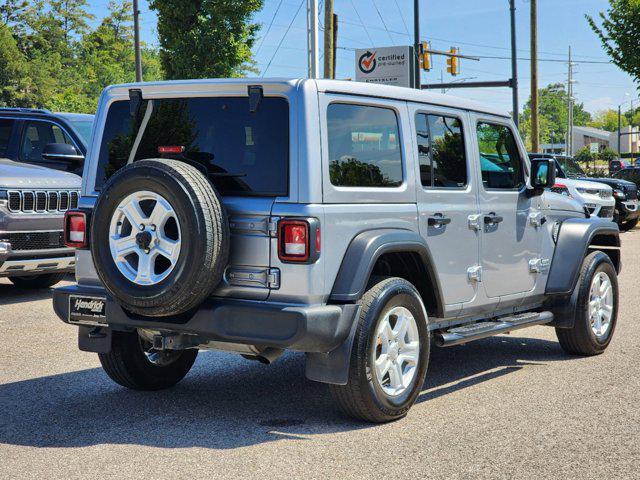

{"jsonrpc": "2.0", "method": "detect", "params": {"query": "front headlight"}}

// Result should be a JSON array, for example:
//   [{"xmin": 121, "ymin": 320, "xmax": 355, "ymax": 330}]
[
  {"xmin": 613, "ymin": 189, "xmax": 626, "ymax": 200},
  {"xmin": 0, "ymin": 190, "xmax": 7, "ymax": 208}
]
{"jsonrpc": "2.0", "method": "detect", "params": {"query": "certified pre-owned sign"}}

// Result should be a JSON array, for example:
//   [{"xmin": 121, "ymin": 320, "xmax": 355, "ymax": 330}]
[{"xmin": 355, "ymin": 46, "xmax": 413, "ymax": 88}]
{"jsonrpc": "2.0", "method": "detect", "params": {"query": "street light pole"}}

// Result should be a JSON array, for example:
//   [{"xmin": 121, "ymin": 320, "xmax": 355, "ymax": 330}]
[
  {"xmin": 414, "ymin": 0, "xmax": 420, "ymax": 89},
  {"xmin": 509, "ymin": 0, "xmax": 519, "ymax": 127},
  {"xmin": 133, "ymin": 0, "xmax": 142, "ymax": 82}
]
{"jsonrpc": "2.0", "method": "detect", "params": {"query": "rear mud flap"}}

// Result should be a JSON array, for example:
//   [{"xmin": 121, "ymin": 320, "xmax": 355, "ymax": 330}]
[{"xmin": 78, "ymin": 325, "xmax": 112, "ymax": 353}]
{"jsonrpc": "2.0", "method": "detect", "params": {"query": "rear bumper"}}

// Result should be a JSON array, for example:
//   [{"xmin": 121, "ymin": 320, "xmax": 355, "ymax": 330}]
[{"xmin": 53, "ymin": 284, "xmax": 359, "ymax": 354}]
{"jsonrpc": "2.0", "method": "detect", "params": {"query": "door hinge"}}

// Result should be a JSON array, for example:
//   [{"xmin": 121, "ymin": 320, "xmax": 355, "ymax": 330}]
[
  {"xmin": 467, "ymin": 265, "xmax": 482, "ymax": 282},
  {"xmin": 529, "ymin": 258, "xmax": 551, "ymax": 274},
  {"xmin": 529, "ymin": 211, "xmax": 546, "ymax": 228},
  {"xmin": 267, "ymin": 217, "xmax": 280, "ymax": 237},
  {"xmin": 267, "ymin": 268, "xmax": 281, "ymax": 289},
  {"xmin": 468, "ymin": 214, "xmax": 482, "ymax": 231}
]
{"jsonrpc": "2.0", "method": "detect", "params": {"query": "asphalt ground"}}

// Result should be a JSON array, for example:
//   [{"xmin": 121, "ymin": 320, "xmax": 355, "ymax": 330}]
[{"xmin": 1, "ymin": 230, "xmax": 639, "ymax": 479}]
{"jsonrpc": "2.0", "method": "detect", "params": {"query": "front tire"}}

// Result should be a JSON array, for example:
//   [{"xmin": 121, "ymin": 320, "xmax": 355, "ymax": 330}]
[
  {"xmin": 99, "ymin": 330, "xmax": 198, "ymax": 390},
  {"xmin": 330, "ymin": 277, "xmax": 430, "ymax": 423},
  {"xmin": 556, "ymin": 251, "xmax": 618, "ymax": 356}
]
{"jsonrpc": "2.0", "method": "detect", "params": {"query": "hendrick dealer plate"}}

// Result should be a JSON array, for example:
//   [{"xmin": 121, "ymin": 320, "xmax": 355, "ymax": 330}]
[{"xmin": 68, "ymin": 295, "xmax": 107, "ymax": 326}]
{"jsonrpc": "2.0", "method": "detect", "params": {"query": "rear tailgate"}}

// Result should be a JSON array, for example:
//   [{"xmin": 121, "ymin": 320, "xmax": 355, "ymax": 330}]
[{"xmin": 213, "ymin": 196, "xmax": 276, "ymax": 300}]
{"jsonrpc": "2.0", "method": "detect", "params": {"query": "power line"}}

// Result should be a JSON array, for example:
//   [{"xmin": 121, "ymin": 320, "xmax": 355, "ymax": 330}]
[
  {"xmin": 370, "ymin": 0, "xmax": 394, "ymax": 43},
  {"xmin": 348, "ymin": 0, "xmax": 373, "ymax": 44},
  {"xmin": 255, "ymin": 0, "xmax": 285, "ymax": 56},
  {"xmin": 393, "ymin": 0, "xmax": 410, "ymax": 36},
  {"xmin": 262, "ymin": 0, "xmax": 305, "ymax": 75}
]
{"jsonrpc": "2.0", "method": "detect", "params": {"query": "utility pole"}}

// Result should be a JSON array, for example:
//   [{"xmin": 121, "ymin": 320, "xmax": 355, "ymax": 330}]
[
  {"xmin": 414, "ymin": 0, "xmax": 420, "ymax": 89},
  {"xmin": 332, "ymin": 13, "xmax": 338, "ymax": 77},
  {"xmin": 307, "ymin": 0, "xmax": 319, "ymax": 78},
  {"xmin": 133, "ymin": 0, "xmax": 142, "ymax": 82},
  {"xmin": 509, "ymin": 0, "xmax": 519, "ymax": 127},
  {"xmin": 530, "ymin": 0, "xmax": 539, "ymax": 151},
  {"xmin": 618, "ymin": 105, "xmax": 622, "ymax": 156},
  {"xmin": 567, "ymin": 46, "xmax": 574, "ymax": 156},
  {"xmin": 323, "ymin": 0, "xmax": 335, "ymax": 79}
]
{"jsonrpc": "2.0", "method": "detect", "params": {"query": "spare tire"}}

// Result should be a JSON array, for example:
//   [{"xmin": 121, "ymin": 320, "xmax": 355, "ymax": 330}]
[{"xmin": 91, "ymin": 159, "xmax": 229, "ymax": 317}]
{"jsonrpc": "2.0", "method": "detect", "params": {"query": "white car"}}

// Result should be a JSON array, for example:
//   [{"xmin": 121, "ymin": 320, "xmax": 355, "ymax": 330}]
[
  {"xmin": 530, "ymin": 156, "xmax": 615, "ymax": 218},
  {"xmin": 550, "ymin": 177, "xmax": 615, "ymax": 218}
]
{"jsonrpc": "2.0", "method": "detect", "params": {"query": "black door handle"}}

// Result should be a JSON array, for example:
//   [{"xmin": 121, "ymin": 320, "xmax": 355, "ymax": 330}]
[
  {"xmin": 428, "ymin": 214, "xmax": 452, "ymax": 228},
  {"xmin": 483, "ymin": 213, "xmax": 504, "ymax": 225}
]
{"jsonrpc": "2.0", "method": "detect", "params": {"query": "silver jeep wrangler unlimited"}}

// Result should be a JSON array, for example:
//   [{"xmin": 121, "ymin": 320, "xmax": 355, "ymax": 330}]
[{"xmin": 53, "ymin": 79, "xmax": 621, "ymax": 423}]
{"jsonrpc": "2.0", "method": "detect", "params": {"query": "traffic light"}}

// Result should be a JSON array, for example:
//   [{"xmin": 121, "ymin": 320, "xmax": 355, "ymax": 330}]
[
  {"xmin": 446, "ymin": 47, "xmax": 459, "ymax": 76},
  {"xmin": 420, "ymin": 41, "xmax": 432, "ymax": 71}
]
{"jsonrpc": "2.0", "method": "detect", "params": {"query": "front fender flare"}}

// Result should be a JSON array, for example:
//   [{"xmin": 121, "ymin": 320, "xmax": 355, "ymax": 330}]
[{"xmin": 546, "ymin": 218, "xmax": 620, "ymax": 296}]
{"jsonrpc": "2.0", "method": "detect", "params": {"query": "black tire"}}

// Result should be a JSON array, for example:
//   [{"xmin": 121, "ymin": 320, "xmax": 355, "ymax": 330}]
[
  {"xmin": 555, "ymin": 251, "xmax": 618, "ymax": 356},
  {"xmin": 8, "ymin": 272, "xmax": 67, "ymax": 289},
  {"xmin": 620, "ymin": 218, "xmax": 638, "ymax": 232},
  {"xmin": 329, "ymin": 277, "xmax": 430, "ymax": 423},
  {"xmin": 99, "ymin": 330, "xmax": 198, "ymax": 390},
  {"xmin": 91, "ymin": 159, "xmax": 229, "ymax": 317}
]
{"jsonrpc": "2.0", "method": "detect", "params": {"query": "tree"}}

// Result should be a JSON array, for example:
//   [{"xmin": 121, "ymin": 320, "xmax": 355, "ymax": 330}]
[
  {"xmin": 149, "ymin": 0, "xmax": 263, "ymax": 79},
  {"xmin": 0, "ymin": 22, "xmax": 30, "ymax": 106},
  {"xmin": 587, "ymin": 1, "xmax": 640, "ymax": 86},
  {"xmin": 574, "ymin": 146, "xmax": 595, "ymax": 169},
  {"xmin": 520, "ymin": 83, "xmax": 591, "ymax": 149},
  {"xmin": 589, "ymin": 109, "xmax": 628, "ymax": 132},
  {"xmin": 50, "ymin": 0, "xmax": 93, "ymax": 43}
]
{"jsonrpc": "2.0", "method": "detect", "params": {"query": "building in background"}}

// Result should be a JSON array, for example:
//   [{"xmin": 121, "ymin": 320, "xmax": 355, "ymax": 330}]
[{"xmin": 540, "ymin": 125, "xmax": 639, "ymax": 156}]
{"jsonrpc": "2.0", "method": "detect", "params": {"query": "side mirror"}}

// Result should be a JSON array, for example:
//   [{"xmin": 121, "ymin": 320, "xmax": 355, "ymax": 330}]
[
  {"xmin": 529, "ymin": 158, "xmax": 556, "ymax": 195},
  {"xmin": 42, "ymin": 143, "xmax": 84, "ymax": 163}
]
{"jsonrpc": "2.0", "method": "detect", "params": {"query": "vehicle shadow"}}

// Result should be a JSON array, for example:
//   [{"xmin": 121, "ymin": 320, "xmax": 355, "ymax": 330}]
[
  {"xmin": 0, "ymin": 333, "xmax": 568, "ymax": 450},
  {"xmin": 0, "ymin": 277, "xmax": 73, "ymax": 307}
]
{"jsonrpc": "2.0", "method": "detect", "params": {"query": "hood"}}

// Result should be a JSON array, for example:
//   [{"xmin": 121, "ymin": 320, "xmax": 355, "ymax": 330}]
[
  {"xmin": 0, "ymin": 158, "xmax": 81, "ymax": 189},
  {"xmin": 561, "ymin": 177, "xmax": 612, "ymax": 193},
  {"xmin": 578, "ymin": 176, "xmax": 635, "ymax": 190}
]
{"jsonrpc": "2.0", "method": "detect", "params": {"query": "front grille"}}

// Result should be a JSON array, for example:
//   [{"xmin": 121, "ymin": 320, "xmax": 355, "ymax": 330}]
[
  {"xmin": 2, "ymin": 231, "xmax": 65, "ymax": 251},
  {"xmin": 5, "ymin": 190, "xmax": 80, "ymax": 214},
  {"xmin": 23, "ymin": 191, "xmax": 34, "ymax": 211},
  {"xmin": 598, "ymin": 206, "xmax": 614, "ymax": 218}
]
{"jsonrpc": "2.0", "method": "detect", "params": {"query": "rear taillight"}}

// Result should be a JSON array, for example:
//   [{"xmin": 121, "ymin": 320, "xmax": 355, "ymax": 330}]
[
  {"xmin": 64, "ymin": 210, "xmax": 88, "ymax": 248},
  {"xmin": 278, "ymin": 218, "xmax": 320, "ymax": 263}
]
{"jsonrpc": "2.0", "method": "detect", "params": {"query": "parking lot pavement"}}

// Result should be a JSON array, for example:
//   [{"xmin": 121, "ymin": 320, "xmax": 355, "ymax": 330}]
[{"xmin": 1, "ymin": 231, "xmax": 640, "ymax": 480}]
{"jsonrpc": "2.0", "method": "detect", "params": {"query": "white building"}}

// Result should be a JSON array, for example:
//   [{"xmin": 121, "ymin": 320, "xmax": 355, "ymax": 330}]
[{"xmin": 540, "ymin": 125, "xmax": 640, "ymax": 156}]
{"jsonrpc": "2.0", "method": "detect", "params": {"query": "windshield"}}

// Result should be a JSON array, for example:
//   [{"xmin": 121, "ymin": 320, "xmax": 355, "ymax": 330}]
[
  {"xmin": 557, "ymin": 157, "xmax": 585, "ymax": 177},
  {"xmin": 96, "ymin": 96, "xmax": 290, "ymax": 196}
]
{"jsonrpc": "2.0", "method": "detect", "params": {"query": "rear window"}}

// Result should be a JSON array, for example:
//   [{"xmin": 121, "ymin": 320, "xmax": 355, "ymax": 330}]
[{"xmin": 96, "ymin": 96, "xmax": 289, "ymax": 196}]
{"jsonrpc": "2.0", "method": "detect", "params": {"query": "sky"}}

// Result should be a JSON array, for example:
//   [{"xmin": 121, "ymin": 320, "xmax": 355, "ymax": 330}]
[{"xmin": 89, "ymin": 0, "xmax": 639, "ymax": 116}]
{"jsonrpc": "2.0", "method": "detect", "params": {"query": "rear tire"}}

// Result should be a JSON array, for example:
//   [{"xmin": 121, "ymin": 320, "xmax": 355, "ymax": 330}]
[
  {"xmin": 620, "ymin": 218, "xmax": 638, "ymax": 231},
  {"xmin": 99, "ymin": 330, "xmax": 198, "ymax": 390},
  {"xmin": 556, "ymin": 251, "xmax": 618, "ymax": 356},
  {"xmin": 329, "ymin": 277, "xmax": 430, "ymax": 423},
  {"xmin": 8, "ymin": 272, "xmax": 67, "ymax": 289}
]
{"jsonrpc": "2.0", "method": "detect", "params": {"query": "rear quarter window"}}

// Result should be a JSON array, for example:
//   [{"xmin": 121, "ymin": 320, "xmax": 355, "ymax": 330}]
[
  {"xmin": 96, "ymin": 96, "xmax": 290, "ymax": 196},
  {"xmin": 327, "ymin": 103, "xmax": 403, "ymax": 188}
]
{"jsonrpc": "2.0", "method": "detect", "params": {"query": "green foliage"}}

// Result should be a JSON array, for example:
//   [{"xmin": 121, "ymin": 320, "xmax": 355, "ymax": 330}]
[
  {"xmin": 519, "ymin": 83, "xmax": 592, "ymax": 150},
  {"xmin": 329, "ymin": 158, "xmax": 396, "ymax": 187},
  {"xmin": 574, "ymin": 146, "xmax": 594, "ymax": 165},
  {"xmin": 589, "ymin": 109, "xmax": 628, "ymax": 132},
  {"xmin": 0, "ymin": 0, "xmax": 163, "ymax": 113},
  {"xmin": 149, "ymin": 0, "xmax": 263, "ymax": 79},
  {"xmin": 587, "ymin": 1, "xmax": 640, "ymax": 87},
  {"xmin": 0, "ymin": 22, "xmax": 29, "ymax": 106},
  {"xmin": 599, "ymin": 147, "xmax": 618, "ymax": 162}
]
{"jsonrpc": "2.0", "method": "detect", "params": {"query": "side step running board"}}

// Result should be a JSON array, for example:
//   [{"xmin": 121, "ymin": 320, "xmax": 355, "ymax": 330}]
[{"xmin": 435, "ymin": 311, "xmax": 554, "ymax": 347}]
